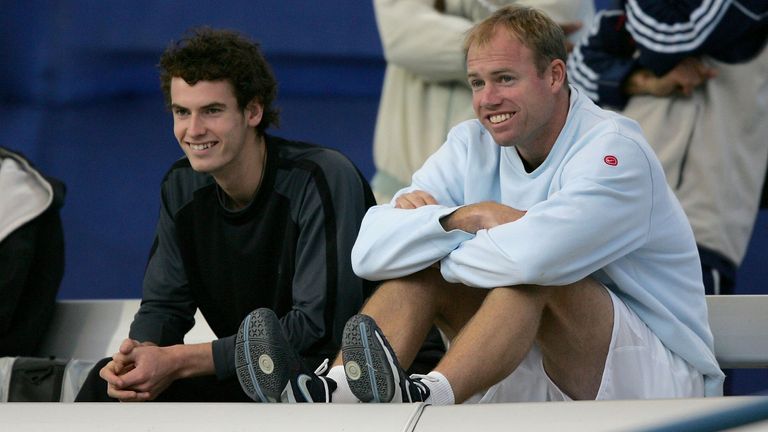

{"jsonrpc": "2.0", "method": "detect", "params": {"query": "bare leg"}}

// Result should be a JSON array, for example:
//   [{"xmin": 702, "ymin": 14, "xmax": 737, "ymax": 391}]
[
  {"xmin": 435, "ymin": 278, "xmax": 613, "ymax": 403},
  {"xmin": 435, "ymin": 285, "xmax": 548, "ymax": 403},
  {"xmin": 333, "ymin": 267, "xmax": 485, "ymax": 368},
  {"xmin": 537, "ymin": 278, "xmax": 613, "ymax": 399}
]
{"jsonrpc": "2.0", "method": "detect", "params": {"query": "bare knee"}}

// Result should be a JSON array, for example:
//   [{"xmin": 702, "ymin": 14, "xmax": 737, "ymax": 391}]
[
  {"xmin": 370, "ymin": 267, "xmax": 444, "ymax": 303},
  {"xmin": 368, "ymin": 268, "xmax": 486, "ymax": 340},
  {"xmin": 539, "ymin": 277, "xmax": 612, "ymax": 326}
]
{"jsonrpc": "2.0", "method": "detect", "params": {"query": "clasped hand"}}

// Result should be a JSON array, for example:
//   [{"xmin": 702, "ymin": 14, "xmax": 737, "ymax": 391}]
[
  {"xmin": 99, "ymin": 338, "xmax": 176, "ymax": 402},
  {"xmin": 627, "ymin": 57, "xmax": 717, "ymax": 98}
]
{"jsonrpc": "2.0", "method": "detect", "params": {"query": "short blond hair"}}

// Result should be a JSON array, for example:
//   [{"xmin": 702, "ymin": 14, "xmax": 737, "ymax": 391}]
[{"xmin": 464, "ymin": 5, "xmax": 567, "ymax": 77}]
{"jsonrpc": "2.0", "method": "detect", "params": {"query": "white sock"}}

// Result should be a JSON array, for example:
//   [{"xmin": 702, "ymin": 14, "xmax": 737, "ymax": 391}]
[
  {"xmin": 423, "ymin": 371, "xmax": 455, "ymax": 405},
  {"xmin": 327, "ymin": 365, "xmax": 359, "ymax": 403}
]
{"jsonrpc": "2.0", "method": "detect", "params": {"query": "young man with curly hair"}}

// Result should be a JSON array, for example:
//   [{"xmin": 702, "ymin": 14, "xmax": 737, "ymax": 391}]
[{"xmin": 76, "ymin": 28, "xmax": 375, "ymax": 402}]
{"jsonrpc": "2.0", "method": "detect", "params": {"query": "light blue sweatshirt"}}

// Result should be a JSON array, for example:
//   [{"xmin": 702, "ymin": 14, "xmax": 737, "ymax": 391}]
[{"xmin": 352, "ymin": 87, "xmax": 724, "ymax": 396}]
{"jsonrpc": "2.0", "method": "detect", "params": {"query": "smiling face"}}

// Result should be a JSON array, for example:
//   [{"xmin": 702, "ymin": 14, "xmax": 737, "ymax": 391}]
[
  {"xmin": 170, "ymin": 78, "xmax": 263, "ymax": 180},
  {"xmin": 467, "ymin": 27, "xmax": 567, "ymax": 165}
]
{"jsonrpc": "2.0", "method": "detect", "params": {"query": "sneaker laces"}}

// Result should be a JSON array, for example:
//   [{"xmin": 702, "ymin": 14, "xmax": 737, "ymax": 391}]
[
  {"xmin": 313, "ymin": 358, "xmax": 330, "ymax": 376},
  {"xmin": 282, "ymin": 358, "xmax": 335, "ymax": 403},
  {"xmin": 311, "ymin": 359, "xmax": 336, "ymax": 403},
  {"xmin": 408, "ymin": 373, "xmax": 435, "ymax": 399}
]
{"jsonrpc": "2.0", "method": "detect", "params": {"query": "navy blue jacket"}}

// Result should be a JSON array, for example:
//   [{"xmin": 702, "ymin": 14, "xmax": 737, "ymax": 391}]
[{"xmin": 568, "ymin": 0, "xmax": 768, "ymax": 108}]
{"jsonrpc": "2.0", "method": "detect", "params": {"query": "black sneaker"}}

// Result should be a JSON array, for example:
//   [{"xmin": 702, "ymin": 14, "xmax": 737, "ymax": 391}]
[
  {"xmin": 341, "ymin": 314, "xmax": 430, "ymax": 403},
  {"xmin": 284, "ymin": 358, "xmax": 337, "ymax": 403},
  {"xmin": 235, "ymin": 308, "xmax": 336, "ymax": 402}
]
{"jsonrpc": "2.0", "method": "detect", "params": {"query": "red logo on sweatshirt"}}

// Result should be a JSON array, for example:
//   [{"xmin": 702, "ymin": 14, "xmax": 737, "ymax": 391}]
[{"xmin": 604, "ymin": 155, "xmax": 618, "ymax": 166}]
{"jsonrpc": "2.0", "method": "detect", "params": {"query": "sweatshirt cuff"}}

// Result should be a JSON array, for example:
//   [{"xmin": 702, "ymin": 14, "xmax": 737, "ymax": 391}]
[{"xmin": 211, "ymin": 335, "xmax": 236, "ymax": 380}]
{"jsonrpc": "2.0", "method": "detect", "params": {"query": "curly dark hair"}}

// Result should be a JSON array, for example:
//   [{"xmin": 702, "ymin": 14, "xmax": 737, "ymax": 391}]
[{"xmin": 159, "ymin": 27, "xmax": 279, "ymax": 135}]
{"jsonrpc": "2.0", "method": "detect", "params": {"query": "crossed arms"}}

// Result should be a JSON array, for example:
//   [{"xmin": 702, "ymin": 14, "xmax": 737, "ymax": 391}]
[{"xmin": 396, "ymin": 189, "xmax": 525, "ymax": 235}]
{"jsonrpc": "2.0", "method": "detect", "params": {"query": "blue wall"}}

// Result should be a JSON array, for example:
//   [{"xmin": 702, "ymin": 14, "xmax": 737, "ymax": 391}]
[
  {"xmin": 1, "ymin": 1, "xmax": 385, "ymax": 300},
  {"xmin": 2, "ymin": 1, "xmax": 765, "ymax": 298},
  {"xmin": 2, "ymin": 3, "xmax": 765, "ymax": 295}
]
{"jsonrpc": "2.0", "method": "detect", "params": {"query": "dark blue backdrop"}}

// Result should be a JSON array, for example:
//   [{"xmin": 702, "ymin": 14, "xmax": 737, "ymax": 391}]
[
  {"xmin": 1, "ymin": 0, "xmax": 765, "ymax": 394},
  {"xmin": 1, "ymin": 1, "xmax": 385, "ymax": 300}
]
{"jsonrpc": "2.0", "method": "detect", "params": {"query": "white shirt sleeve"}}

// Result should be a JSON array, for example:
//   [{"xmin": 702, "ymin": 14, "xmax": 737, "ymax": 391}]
[{"xmin": 352, "ymin": 124, "xmax": 478, "ymax": 280}]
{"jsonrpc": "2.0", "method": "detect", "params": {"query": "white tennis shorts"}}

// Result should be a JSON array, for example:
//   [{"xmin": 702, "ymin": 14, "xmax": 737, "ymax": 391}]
[{"xmin": 468, "ymin": 289, "xmax": 705, "ymax": 403}]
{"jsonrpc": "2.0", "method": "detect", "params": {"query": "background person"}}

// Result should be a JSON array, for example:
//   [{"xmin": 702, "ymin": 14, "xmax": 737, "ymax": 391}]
[
  {"xmin": 568, "ymin": 0, "xmax": 768, "ymax": 295},
  {"xmin": 0, "ymin": 147, "xmax": 65, "ymax": 357}
]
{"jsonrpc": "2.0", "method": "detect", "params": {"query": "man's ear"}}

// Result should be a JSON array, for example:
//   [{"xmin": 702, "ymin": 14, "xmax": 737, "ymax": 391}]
[
  {"xmin": 549, "ymin": 59, "xmax": 566, "ymax": 92},
  {"xmin": 245, "ymin": 99, "xmax": 264, "ymax": 128}
]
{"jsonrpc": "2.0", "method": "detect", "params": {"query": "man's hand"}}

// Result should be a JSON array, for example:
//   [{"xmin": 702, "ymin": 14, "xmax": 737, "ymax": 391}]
[
  {"xmin": 99, "ymin": 339, "xmax": 214, "ymax": 402},
  {"xmin": 394, "ymin": 190, "xmax": 438, "ymax": 209},
  {"xmin": 100, "ymin": 338, "xmax": 176, "ymax": 401},
  {"xmin": 440, "ymin": 201, "xmax": 526, "ymax": 234},
  {"xmin": 99, "ymin": 339, "xmax": 146, "ymax": 401},
  {"xmin": 625, "ymin": 57, "xmax": 717, "ymax": 97}
]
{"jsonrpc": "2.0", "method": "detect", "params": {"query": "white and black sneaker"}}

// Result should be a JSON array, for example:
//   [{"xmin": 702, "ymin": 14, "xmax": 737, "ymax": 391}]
[
  {"xmin": 235, "ymin": 308, "xmax": 336, "ymax": 403},
  {"xmin": 282, "ymin": 358, "xmax": 336, "ymax": 403},
  {"xmin": 341, "ymin": 314, "xmax": 430, "ymax": 403}
]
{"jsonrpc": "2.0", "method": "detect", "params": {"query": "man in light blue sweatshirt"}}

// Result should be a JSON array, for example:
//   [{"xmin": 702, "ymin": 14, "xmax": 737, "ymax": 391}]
[{"xmin": 235, "ymin": 5, "xmax": 723, "ymax": 405}]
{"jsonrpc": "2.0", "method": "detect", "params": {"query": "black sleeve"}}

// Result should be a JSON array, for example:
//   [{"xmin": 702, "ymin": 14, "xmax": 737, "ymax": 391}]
[
  {"xmin": 568, "ymin": 5, "xmax": 638, "ymax": 109},
  {"xmin": 626, "ymin": 0, "xmax": 768, "ymax": 76},
  {"xmin": 279, "ymin": 151, "xmax": 375, "ymax": 354},
  {"xmin": 129, "ymin": 183, "xmax": 196, "ymax": 346}
]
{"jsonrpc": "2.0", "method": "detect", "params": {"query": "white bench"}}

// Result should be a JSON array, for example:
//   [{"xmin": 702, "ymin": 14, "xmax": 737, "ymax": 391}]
[
  {"xmin": 7, "ymin": 295, "xmax": 763, "ymax": 403},
  {"xmin": 706, "ymin": 295, "xmax": 768, "ymax": 369},
  {"xmin": 3, "ymin": 296, "xmax": 767, "ymax": 430},
  {"xmin": 707, "ymin": 295, "xmax": 768, "ymax": 368},
  {"xmin": 2, "ymin": 396, "xmax": 768, "ymax": 431},
  {"xmin": 34, "ymin": 295, "xmax": 768, "ymax": 368},
  {"xmin": 0, "ymin": 300, "xmax": 217, "ymax": 403},
  {"xmin": 35, "ymin": 299, "xmax": 216, "ymax": 360}
]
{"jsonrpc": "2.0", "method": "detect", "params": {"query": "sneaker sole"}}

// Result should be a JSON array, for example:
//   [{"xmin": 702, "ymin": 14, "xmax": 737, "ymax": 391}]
[
  {"xmin": 342, "ymin": 314, "xmax": 397, "ymax": 403},
  {"xmin": 235, "ymin": 308, "xmax": 293, "ymax": 402}
]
